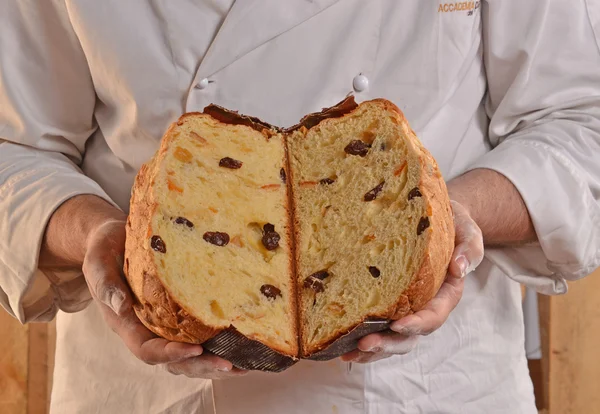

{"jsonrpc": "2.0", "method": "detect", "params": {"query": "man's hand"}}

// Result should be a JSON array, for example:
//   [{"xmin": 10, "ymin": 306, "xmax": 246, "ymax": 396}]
[
  {"xmin": 42, "ymin": 195, "xmax": 246, "ymax": 379},
  {"xmin": 341, "ymin": 200, "xmax": 484, "ymax": 363}
]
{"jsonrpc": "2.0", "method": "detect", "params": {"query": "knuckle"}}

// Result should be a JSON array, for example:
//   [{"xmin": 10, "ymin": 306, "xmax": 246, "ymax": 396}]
[
  {"xmin": 472, "ymin": 240, "xmax": 484, "ymax": 258},
  {"xmin": 420, "ymin": 328, "xmax": 435, "ymax": 336},
  {"xmin": 165, "ymin": 364, "xmax": 182, "ymax": 376},
  {"xmin": 420, "ymin": 321, "xmax": 442, "ymax": 336},
  {"xmin": 94, "ymin": 278, "xmax": 115, "ymax": 300},
  {"xmin": 107, "ymin": 322, "xmax": 119, "ymax": 334},
  {"xmin": 137, "ymin": 350, "xmax": 158, "ymax": 366},
  {"xmin": 141, "ymin": 357, "xmax": 158, "ymax": 366}
]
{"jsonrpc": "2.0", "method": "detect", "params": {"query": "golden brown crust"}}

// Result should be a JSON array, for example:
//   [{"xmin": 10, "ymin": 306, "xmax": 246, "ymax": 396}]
[
  {"xmin": 285, "ymin": 96, "xmax": 359, "ymax": 132},
  {"xmin": 202, "ymin": 104, "xmax": 281, "ymax": 135},
  {"xmin": 368, "ymin": 99, "xmax": 454, "ymax": 320},
  {"xmin": 124, "ymin": 120, "xmax": 222, "ymax": 344}
]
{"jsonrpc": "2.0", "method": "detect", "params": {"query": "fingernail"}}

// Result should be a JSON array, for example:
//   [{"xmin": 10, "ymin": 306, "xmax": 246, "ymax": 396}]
[
  {"xmin": 391, "ymin": 319, "xmax": 421, "ymax": 335},
  {"xmin": 392, "ymin": 325, "xmax": 413, "ymax": 335},
  {"xmin": 185, "ymin": 348, "xmax": 203, "ymax": 358},
  {"xmin": 455, "ymin": 255, "xmax": 469, "ymax": 278},
  {"xmin": 110, "ymin": 290, "xmax": 126, "ymax": 314},
  {"xmin": 217, "ymin": 366, "xmax": 230, "ymax": 372},
  {"xmin": 367, "ymin": 347, "xmax": 382, "ymax": 353}
]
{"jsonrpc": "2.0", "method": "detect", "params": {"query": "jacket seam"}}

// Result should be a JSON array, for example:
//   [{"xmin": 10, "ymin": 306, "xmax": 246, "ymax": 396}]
[{"xmin": 584, "ymin": 0, "xmax": 600, "ymax": 55}]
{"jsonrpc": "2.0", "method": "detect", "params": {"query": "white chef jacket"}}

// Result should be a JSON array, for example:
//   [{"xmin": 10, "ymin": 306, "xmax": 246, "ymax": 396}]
[{"xmin": 1, "ymin": 1, "xmax": 599, "ymax": 413}]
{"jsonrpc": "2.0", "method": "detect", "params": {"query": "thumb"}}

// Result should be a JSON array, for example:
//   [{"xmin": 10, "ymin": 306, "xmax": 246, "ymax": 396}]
[
  {"xmin": 448, "ymin": 200, "xmax": 484, "ymax": 279},
  {"xmin": 82, "ymin": 221, "xmax": 133, "ymax": 315},
  {"xmin": 84, "ymin": 253, "xmax": 133, "ymax": 315}
]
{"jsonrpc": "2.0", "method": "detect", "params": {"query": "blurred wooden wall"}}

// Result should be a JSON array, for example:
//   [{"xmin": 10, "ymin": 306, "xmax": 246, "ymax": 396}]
[
  {"xmin": 0, "ymin": 314, "xmax": 55, "ymax": 414},
  {"xmin": 536, "ymin": 266, "xmax": 600, "ymax": 414},
  {"xmin": 0, "ymin": 268, "xmax": 598, "ymax": 413}
]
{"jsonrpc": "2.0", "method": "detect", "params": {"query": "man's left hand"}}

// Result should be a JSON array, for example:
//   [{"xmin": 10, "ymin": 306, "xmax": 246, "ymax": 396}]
[{"xmin": 341, "ymin": 200, "xmax": 484, "ymax": 364}]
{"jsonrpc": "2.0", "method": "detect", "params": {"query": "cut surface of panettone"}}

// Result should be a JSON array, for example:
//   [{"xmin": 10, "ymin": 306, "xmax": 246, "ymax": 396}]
[
  {"xmin": 124, "ymin": 97, "xmax": 454, "ymax": 370},
  {"xmin": 288, "ymin": 99, "xmax": 454, "ymax": 357},
  {"xmin": 125, "ymin": 112, "xmax": 298, "ymax": 359}
]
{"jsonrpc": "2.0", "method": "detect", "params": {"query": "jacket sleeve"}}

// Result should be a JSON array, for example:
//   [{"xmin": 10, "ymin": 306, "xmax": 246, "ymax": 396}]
[
  {"xmin": 469, "ymin": 0, "xmax": 600, "ymax": 294},
  {"xmin": 0, "ymin": 2, "xmax": 116, "ymax": 322}
]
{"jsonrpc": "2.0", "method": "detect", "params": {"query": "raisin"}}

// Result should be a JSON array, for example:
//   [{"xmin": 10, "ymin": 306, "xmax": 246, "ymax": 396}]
[
  {"xmin": 364, "ymin": 181, "xmax": 385, "ymax": 201},
  {"xmin": 174, "ymin": 217, "xmax": 194, "ymax": 228},
  {"xmin": 320, "ymin": 178, "xmax": 335, "ymax": 185},
  {"xmin": 203, "ymin": 231, "xmax": 230, "ymax": 246},
  {"xmin": 303, "ymin": 277, "xmax": 325, "ymax": 293},
  {"xmin": 417, "ymin": 217, "xmax": 430, "ymax": 235},
  {"xmin": 150, "ymin": 235, "xmax": 167, "ymax": 253},
  {"xmin": 310, "ymin": 270, "xmax": 329, "ymax": 280},
  {"xmin": 344, "ymin": 140, "xmax": 371, "ymax": 157},
  {"xmin": 262, "ymin": 223, "xmax": 280, "ymax": 250},
  {"xmin": 260, "ymin": 284, "xmax": 282, "ymax": 300},
  {"xmin": 380, "ymin": 142, "xmax": 386, "ymax": 151},
  {"xmin": 368, "ymin": 266, "xmax": 381, "ymax": 278},
  {"xmin": 408, "ymin": 187, "xmax": 422, "ymax": 201},
  {"xmin": 280, "ymin": 168, "xmax": 287, "ymax": 183},
  {"xmin": 219, "ymin": 157, "xmax": 243, "ymax": 169}
]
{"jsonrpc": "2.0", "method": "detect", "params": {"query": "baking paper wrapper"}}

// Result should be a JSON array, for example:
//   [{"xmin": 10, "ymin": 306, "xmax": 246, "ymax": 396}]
[
  {"xmin": 306, "ymin": 319, "xmax": 391, "ymax": 361},
  {"xmin": 203, "ymin": 327, "xmax": 298, "ymax": 372},
  {"xmin": 202, "ymin": 319, "xmax": 390, "ymax": 372}
]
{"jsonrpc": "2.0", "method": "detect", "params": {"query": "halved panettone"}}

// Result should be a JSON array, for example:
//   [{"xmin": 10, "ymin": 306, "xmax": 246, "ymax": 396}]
[{"xmin": 124, "ymin": 97, "xmax": 454, "ymax": 371}]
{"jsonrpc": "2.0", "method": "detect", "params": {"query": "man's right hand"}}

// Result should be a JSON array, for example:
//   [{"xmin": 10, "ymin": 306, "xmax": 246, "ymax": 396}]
[{"xmin": 42, "ymin": 195, "xmax": 246, "ymax": 379}]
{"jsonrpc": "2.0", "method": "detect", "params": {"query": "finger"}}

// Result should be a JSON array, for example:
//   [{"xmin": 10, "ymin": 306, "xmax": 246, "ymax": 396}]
[
  {"xmin": 165, "ymin": 354, "xmax": 249, "ymax": 379},
  {"xmin": 83, "ymin": 243, "xmax": 133, "ymax": 316},
  {"xmin": 448, "ymin": 201, "xmax": 484, "ymax": 278},
  {"xmin": 390, "ymin": 276, "xmax": 464, "ymax": 335},
  {"xmin": 340, "ymin": 349, "xmax": 393, "ymax": 364},
  {"xmin": 85, "ymin": 256, "xmax": 133, "ymax": 315},
  {"xmin": 98, "ymin": 302, "xmax": 204, "ymax": 365},
  {"xmin": 356, "ymin": 331, "xmax": 419, "ymax": 354}
]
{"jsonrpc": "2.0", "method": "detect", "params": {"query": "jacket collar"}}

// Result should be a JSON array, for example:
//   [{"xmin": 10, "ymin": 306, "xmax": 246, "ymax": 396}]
[{"xmin": 197, "ymin": 0, "xmax": 341, "ymax": 78}]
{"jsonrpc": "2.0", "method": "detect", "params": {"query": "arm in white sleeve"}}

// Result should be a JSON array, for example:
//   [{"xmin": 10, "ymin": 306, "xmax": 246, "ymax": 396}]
[
  {"xmin": 470, "ymin": 0, "xmax": 600, "ymax": 294},
  {"xmin": 0, "ymin": 2, "xmax": 116, "ymax": 322}
]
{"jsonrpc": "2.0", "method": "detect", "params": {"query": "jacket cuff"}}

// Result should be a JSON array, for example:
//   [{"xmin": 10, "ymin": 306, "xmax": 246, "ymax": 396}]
[
  {"xmin": 0, "ymin": 165, "xmax": 118, "ymax": 323},
  {"xmin": 466, "ymin": 139, "xmax": 600, "ymax": 293}
]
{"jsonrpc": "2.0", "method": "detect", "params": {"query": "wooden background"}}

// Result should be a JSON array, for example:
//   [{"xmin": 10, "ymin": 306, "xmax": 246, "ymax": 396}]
[{"xmin": 1, "ymin": 268, "xmax": 599, "ymax": 413}]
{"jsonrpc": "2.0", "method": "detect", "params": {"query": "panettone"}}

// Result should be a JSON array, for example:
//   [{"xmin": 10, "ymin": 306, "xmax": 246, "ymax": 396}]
[{"xmin": 124, "ymin": 97, "xmax": 455, "ymax": 372}]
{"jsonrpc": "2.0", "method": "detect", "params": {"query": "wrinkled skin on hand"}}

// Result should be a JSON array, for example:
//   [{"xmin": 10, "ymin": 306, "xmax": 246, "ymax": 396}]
[
  {"xmin": 341, "ymin": 200, "xmax": 484, "ymax": 364},
  {"xmin": 83, "ymin": 219, "xmax": 247, "ymax": 379}
]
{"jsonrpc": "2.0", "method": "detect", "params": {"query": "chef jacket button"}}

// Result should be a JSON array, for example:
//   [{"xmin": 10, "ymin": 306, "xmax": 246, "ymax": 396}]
[
  {"xmin": 195, "ymin": 78, "xmax": 209, "ymax": 90},
  {"xmin": 353, "ymin": 74, "xmax": 369, "ymax": 92}
]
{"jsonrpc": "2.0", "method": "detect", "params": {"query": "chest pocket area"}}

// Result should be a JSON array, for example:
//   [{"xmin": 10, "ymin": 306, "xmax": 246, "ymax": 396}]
[{"xmin": 436, "ymin": 1, "xmax": 482, "ymax": 75}]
